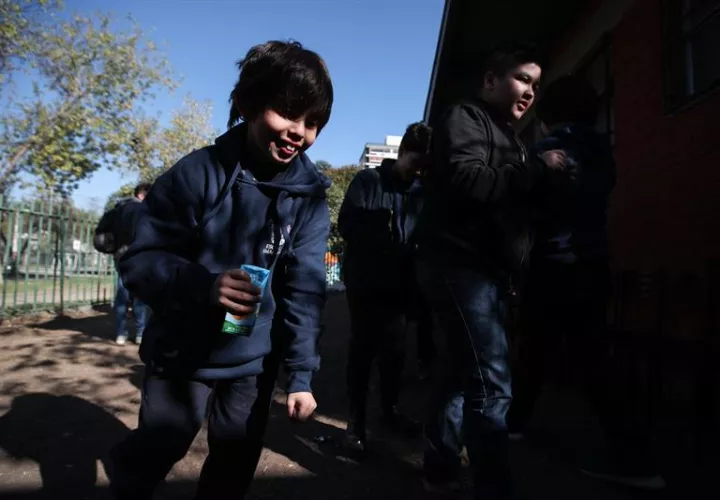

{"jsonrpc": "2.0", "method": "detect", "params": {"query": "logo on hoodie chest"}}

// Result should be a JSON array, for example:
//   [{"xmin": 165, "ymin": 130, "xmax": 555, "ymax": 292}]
[{"xmin": 263, "ymin": 222, "xmax": 292, "ymax": 255}]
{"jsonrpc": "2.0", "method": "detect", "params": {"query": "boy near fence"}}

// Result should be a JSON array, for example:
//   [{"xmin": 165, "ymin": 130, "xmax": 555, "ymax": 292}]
[
  {"xmin": 93, "ymin": 182, "xmax": 151, "ymax": 345},
  {"xmin": 339, "ymin": 122, "xmax": 432, "ymax": 452},
  {"xmin": 108, "ymin": 40, "xmax": 333, "ymax": 500}
]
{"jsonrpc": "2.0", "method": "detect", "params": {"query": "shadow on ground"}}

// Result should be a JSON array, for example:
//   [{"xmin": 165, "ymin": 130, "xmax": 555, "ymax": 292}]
[
  {"xmin": 30, "ymin": 304, "xmax": 121, "ymax": 342},
  {"xmin": 0, "ymin": 294, "xmax": 716, "ymax": 500},
  {"xmin": 0, "ymin": 393, "xmax": 129, "ymax": 499}
]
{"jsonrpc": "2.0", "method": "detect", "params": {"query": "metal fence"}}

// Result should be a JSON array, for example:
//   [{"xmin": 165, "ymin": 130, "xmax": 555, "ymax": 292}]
[
  {"xmin": 0, "ymin": 197, "xmax": 345, "ymax": 318},
  {"xmin": 0, "ymin": 198, "xmax": 116, "ymax": 317}
]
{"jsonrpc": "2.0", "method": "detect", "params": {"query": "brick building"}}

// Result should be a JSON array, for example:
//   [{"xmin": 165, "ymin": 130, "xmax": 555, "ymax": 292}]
[{"xmin": 425, "ymin": 0, "xmax": 719, "ymax": 274}]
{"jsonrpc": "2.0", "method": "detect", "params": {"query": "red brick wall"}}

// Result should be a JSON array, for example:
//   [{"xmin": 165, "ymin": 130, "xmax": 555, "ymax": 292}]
[{"xmin": 609, "ymin": 0, "xmax": 720, "ymax": 272}]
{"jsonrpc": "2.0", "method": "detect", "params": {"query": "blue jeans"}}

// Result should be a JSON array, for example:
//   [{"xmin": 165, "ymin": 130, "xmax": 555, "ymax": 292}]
[
  {"xmin": 114, "ymin": 276, "xmax": 148, "ymax": 340},
  {"xmin": 418, "ymin": 260, "xmax": 513, "ymax": 500}
]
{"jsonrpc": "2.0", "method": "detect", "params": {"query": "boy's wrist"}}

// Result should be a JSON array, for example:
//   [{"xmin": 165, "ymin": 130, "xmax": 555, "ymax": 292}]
[{"xmin": 286, "ymin": 370, "xmax": 313, "ymax": 394}]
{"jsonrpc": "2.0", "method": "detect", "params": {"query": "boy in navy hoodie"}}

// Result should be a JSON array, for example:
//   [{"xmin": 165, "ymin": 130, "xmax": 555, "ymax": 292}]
[
  {"xmin": 108, "ymin": 40, "xmax": 333, "ymax": 500},
  {"xmin": 340, "ymin": 122, "xmax": 432, "ymax": 452}
]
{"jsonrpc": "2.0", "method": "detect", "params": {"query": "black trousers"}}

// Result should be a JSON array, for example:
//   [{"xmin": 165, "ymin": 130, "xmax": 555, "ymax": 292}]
[
  {"xmin": 345, "ymin": 287, "xmax": 411, "ymax": 422},
  {"xmin": 109, "ymin": 360, "xmax": 277, "ymax": 500},
  {"xmin": 508, "ymin": 260, "xmax": 654, "ymax": 467},
  {"xmin": 410, "ymin": 289, "xmax": 437, "ymax": 367}
]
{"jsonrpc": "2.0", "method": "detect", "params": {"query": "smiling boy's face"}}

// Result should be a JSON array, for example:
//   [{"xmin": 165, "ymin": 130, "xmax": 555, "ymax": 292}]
[
  {"xmin": 247, "ymin": 109, "xmax": 319, "ymax": 166},
  {"xmin": 482, "ymin": 62, "xmax": 542, "ymax": 122}
]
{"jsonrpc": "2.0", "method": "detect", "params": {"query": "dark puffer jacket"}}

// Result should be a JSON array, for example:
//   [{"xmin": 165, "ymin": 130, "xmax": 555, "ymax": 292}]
[{"xmin": 418, "ymin": 99, "xmax": 550, "ymax": 279}]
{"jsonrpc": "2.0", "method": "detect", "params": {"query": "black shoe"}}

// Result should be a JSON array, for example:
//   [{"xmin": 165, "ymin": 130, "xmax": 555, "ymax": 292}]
[
  {"xmin": 345, "ymin": 409, "xmax": 367, "ymax": 453},
  {"xmin": 380, "ymin": 408, "xmax": 422, "ymax": 438},
  {"xmin": 344, "ymin": 431, "xmax": 367, "ymax": 453},
  {"xmin": 344, "ymin": 424, "xmax": 367, "ymax": 453}
]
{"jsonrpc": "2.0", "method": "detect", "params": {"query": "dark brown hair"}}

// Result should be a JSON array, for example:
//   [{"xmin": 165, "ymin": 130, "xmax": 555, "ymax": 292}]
[
  {"xmin": 134, "ymin": 183, "xmax": 152, "ymax": 197},
  {"xmin": 227, "ymin": 40, "xmax": 334, "ymax": 130},
  {"xmin": 399, "ymin": 121, "xmax": 432, "ymax": 155},
  {"xmin": 480, "ymin": 41, "xmax": 543, "ymax": 78}
]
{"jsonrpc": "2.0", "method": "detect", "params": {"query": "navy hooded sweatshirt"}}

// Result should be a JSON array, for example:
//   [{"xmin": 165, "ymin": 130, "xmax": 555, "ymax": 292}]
[
  {"xmin": 118, "ymin": 124, "xmax": 331, "ymax": 394},
  {"xmin": 339, "ymin": 159, "xmax": 424, "ymax": 292}
]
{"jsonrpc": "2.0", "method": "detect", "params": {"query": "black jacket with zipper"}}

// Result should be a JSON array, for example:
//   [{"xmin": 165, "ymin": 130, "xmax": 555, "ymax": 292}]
[
  {"xmin": 418, "ymin": 99, "xmax": 549, "ymax": 280},
  {"xmin": 339, "ymin": 159, "xmax": 424, "ymax": 292}
]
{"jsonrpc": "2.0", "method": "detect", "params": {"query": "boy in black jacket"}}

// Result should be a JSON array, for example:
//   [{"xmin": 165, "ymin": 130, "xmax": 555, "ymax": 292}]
[
  {"xmin": 339, "ymin": 122, "xmax": 432, "ymax": 452},
  {"xmin": 108, "ymin": 41, "xmax": 333, "ymax": 500},
  {"xmin": 417, "ymin": 43, "xmax": 565, "ymax": 499}
]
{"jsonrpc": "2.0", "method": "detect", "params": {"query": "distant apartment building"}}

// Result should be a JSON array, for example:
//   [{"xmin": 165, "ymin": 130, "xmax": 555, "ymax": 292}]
[{"xmin": 358, "ymin": 135, "xmax": 402, "ymax": 168}]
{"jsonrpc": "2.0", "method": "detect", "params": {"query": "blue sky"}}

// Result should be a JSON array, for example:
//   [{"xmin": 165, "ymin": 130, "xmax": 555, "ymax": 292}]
[{"xmin": 51, "ymin": 0, "xmax": 444, "ymax": 209}]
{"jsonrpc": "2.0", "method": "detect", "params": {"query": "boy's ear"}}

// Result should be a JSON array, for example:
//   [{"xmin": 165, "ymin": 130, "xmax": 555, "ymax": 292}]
[
  {"xmin": 482, "ymin": 70, "xmax": 496, "ymax": 91},
  {"xmin": 232, "ymin": 94, "xmax": 245, "ymax": 121}
]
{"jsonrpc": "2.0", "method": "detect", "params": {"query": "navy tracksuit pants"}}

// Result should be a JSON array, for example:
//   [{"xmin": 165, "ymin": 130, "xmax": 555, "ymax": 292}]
[{"xmin": 109, "ymin": 361, "xmax": 277, "ymax": 500}]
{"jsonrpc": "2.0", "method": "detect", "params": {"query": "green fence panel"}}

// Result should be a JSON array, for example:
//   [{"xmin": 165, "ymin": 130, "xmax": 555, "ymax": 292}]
[{"xmin": 0, "ymin": 198, "xmax": 116, "ymax": 318}]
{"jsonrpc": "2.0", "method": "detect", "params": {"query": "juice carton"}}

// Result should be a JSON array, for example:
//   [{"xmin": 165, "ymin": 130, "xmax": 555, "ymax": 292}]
[{"xmin": 221, "ymin": 264, "xmax": 271, "ymax": 335}]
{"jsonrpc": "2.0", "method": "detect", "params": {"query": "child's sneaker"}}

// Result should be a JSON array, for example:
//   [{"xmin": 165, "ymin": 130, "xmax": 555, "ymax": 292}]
[
  {"xmin": 115, "ymin": 334, "xmax": 128, "ymax": 345},
  {"xmin": 344, "ymin": 413, "xmax": 367, "ymax": 454},
  {"xmin": 344, "ymin": 430, "xmax": 367, "ymax": 454},
  {"xmin": 134, "ymin": 336, "xmax": 143, "ymax": 345}
]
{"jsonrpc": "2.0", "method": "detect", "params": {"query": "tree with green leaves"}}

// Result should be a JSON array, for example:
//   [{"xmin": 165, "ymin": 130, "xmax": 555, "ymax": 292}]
[
  {"xmin": 105, "ymin": 96, "xmax": 218, "ymax": 210},
  {"xmin": 322, "ymin": 163, "xmax": 361, "ymax": 250},
  {"xmin": 0, "ymin": 0, "xmax": 61, "ymax": 84},
  {"xmin": 0, "ymin": 9, "xmax": 176, "ymax": 197},
  {"xmin": 314, "ymin": 160, "xmax": 332, "ymax": 172}
]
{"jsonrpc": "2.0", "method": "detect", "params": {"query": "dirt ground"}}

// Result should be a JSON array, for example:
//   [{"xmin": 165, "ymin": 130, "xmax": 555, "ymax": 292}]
[{"xmin": 0, "ymin": 294, "xmax": 710, "ymax": 499}]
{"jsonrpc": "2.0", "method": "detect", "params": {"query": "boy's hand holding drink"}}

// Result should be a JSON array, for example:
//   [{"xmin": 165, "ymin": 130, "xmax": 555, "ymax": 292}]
[
  {"xmin": 213, "ymin": 269, "xmax": 262, "ymax": 315},
  {"xmin": 215, "ymin": 265, "xmax": 271, "ymax": 335}
]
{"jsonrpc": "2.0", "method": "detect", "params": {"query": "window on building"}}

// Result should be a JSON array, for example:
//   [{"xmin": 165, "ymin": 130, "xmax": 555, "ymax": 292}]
[{"xmin": 662, "ymin": 0, "xmax": 720, "ymax": 110}]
